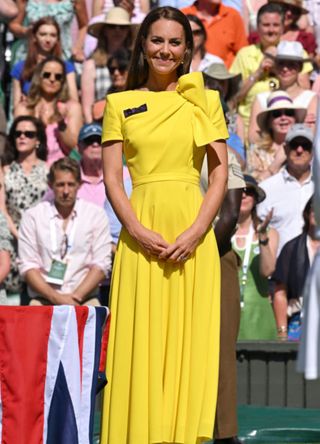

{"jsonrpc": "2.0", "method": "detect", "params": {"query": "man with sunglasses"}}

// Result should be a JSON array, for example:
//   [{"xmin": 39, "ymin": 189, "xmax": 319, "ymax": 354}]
[
  {"xmin": 77, "ymin": 123, "xmax": 106, "ymax": 208},
  {"xmin": 257, "ymin": 123, "xmax": 314, "ymax": 256},
  {"xmin": 18, "ymin": 157, "xmax": 112, "ymax": 306}
]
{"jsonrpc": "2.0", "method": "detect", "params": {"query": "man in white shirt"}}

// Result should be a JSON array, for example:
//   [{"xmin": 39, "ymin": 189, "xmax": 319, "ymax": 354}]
[
  {"xmin": 19, "ymin": 157, "xmax": 112, "ymax": 305},
  {"xmin": 257, "ymin": 123, "xmax": 314, "ymax": 255}
]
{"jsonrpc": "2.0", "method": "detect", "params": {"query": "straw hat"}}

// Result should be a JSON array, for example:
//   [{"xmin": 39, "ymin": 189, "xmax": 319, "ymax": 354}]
[
  {"xmin": 243, "ymin": 175, "xmax": 266, "ymax": 204},
  {"xmin": 268, "ymin": 0, "xmax": 308, "ymax": 14},
  {"xmin": 203, "ymin": 63, "xmax": 242, "ymax": 99},
  {"xmin": 88, "ymin": 7, "xmax": 132, "ymax": 38},
  {"xmin": 257, "ymin": 90, "xmax": 306, "ymax": 132},
  {"xmin": 274, "ymin": 41, "xmax": 310, "ymax": 63}
]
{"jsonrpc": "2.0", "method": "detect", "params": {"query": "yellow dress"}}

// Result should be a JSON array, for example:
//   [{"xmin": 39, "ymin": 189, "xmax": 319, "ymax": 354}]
[{"xmin": 101, "ymin": 72, "xmax": 229, "ymax": 444}]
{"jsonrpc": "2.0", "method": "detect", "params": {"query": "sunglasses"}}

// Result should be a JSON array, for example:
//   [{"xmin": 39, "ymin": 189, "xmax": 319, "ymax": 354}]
[
  {"xmin": 14, "ymin": 130, "xmax": 37, "ymax": 139},
  {"xmin": 109, "ymin": 65, "xmax": 127, "ymax": 75},
  {"xmin": 42, "ymin": 71, "xmax": 63, "ymax": 82},
  {"xmin": 243, "ymin": 187, "xmax": 256, "ymax": 198},
  {"xmin": 83, "ymin": 136, "xmax": 101, "ymax": 146},
  {"xmin": 107, "ymin": 24, "xmax": 128, "ymax": 30},
  {"xmin": 289, "ymin": 140, "xmax": 313, "ymax": 151},
  {"xmin": 276, "ymin": 60, "xmax": 301, "ymax": 71},
  {"xmin": 271, "ymin": 109, "xmax": 295, "ymax": 119},
  {"xmin": 192, "ymin": 29, "xmax": 203, "ymax": 36}
]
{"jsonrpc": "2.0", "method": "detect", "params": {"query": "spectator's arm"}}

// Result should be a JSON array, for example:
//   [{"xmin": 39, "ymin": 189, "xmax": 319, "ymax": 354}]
[
  {"xmin": 72, "ymin": 0, "xmax": 89, "ymax": 62},
  {"xmin": 0, "ymin": 0, "xmax": 18, "ymax": 21},
  {"xmin": 92, "ymin": 0, "xmax": 103, "ymax": 16},
  {"xmin": 81, "ymin": 59, "xmax": 96, "ymax": 123},
  {"xmin": 25, "ymin": 268, "xmax": 75, "ymax": 304},
  {"xmin": 0, "ymin": 251, "xmax": 10, "ymax": 283},
  {"xmin": 273, "ymin": 283, "xmax": 288, "ymax": 339},
  {"xmin": 57, "ymin": 101, "xmax": 83, "ymax": 151},
  {"xmin": 258, "ymin": 227, "xmax": 278, "ymax": 277},
  {"xmin": 8, "ymin": 0, "xmax": 31, "ymax": 38},
  {"xmin": 66, "ymin": 266, "xmax": 106, "ymax": 303},
  {"xmin": 66, "ymin": 72, "xmax": 79, "ymax": 102},
  {"xmin": 298, "ymin": 72, "xmax": 310, "ymax": 89},
  {"xmin": 214, "ymin": 188, "xmax": 242, "ymax": 257},
  {"xmin": 12, "ymin": 78, "xmax": 24, "ymax": 110},
  {"xmin": 0, "ymin": 167, "xmax": 19, "ymax": 238},
  {"xmin": 304, "ymin": 93, "xmax": 318, "ymax": 132},
  {"xmin": 248, "ymin": 96, "xmax": 263, "ymax": 145},
  {"xmin": 140, "ymin": 0, "xmax": 150, "ymax": 13}
]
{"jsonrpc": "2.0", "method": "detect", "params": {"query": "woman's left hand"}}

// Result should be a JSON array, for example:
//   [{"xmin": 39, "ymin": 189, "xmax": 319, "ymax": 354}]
[
  {"xmin": 255, "ymin": 208, "xmax": 273, "ymax": 234},
  {"xmin": 158, "ymin": 226, "xmax": 202, "ymax": 263}
]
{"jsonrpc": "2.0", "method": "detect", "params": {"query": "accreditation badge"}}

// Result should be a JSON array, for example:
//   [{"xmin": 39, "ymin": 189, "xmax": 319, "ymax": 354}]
[{"xmin": 45, "ymin": 259, "xmax": 68, "ymax": 286}]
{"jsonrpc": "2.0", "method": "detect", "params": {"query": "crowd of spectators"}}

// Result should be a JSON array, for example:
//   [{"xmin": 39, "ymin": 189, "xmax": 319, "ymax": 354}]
[{"xmin": 0, "ymin": 0, "xmax": 319, "ymax": 341}]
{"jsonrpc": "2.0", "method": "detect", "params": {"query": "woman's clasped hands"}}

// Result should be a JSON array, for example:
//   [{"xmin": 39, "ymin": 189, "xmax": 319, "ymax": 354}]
[{"xmin": 135, "ymin": 224, "xmax": 202, "ymax": 263}]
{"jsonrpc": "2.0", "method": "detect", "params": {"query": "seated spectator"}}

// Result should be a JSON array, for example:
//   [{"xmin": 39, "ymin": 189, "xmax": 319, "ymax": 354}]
[
  {"xmin": 18, "ymin": 157, "xmax": 112, "ymax": 306},
  {"xmin": 92, "ymin": 0, "xmax": 148, "ymax": 25},
  {"xmin": 11, "ymin": 17, "xmax": 78, "ymax": 109},
  {"xmin": 186, "ymin": 15, "xmax": 224, "ymax": 72},
  {"xmin": 273, "ymin": 0, "xmax": 317, "ymax": 56},
  {"xmin": 273, "ymin": 196, "xmax": 320, "ymax": 340},
  {"xmin": 230, "ymin": 3, "xmax": 312, "ymax": 137},
  {"xmin": 15, "ymin": 56, "xmax": 83, "ymax": 166},
  {"xmin": 0, "ymin": 116, "xmax": 48, "ymax": 296},
  {"xmin": 203, "ymin": 63, "xmax": 245, "ymax": 161},
  {"xmin": 249, "ymin": 41, "xmax": 318, "ymax": 143},
  {"xmin": 232, "ymin": 175, "xmax": 278, "ymax": 340},
  {"xmin": 181, "ymin": 0, "xmax": 248, "ymax": 68},
  {"xmin": 0, "ymin": 208, "xmax": 12, "ymax": 305},
  {"xmin": 77, "ymin": 123, "xmax": 105, "ymax": 207},
  {"xmin": 247, "ymin": 90, "xmax": 306, "ymax": 181},
  {"xmin": 257, "ymin": 123, "xmax": 314, "ymax": 255},
  {"xmin": 81, "ymin": 7, "xmax": 134, "ymax": 123},
  {"xmin": 91, "ymin": 48, "xmax": 131, "ymax": 122},
  {"xmin": 8, "ymin": 0, "xmax": 88, "ymax": 64}
]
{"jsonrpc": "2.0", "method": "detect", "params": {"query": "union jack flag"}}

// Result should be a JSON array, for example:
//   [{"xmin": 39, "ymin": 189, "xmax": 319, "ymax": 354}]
[{"xmin": 0, "ymin": 305, "xmax": 109, "ymax": 444}]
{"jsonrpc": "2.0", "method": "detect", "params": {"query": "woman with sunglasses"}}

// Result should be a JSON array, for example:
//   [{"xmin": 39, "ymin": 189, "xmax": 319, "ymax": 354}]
[
  {"xmin": 247, "ymin": 90, "xmax": 306, "ymax": 181},
  {"xmin": 0, "ymin": 116, "xmax": 48, "ymax": 298},
  {"xmin": 186, "ymin": 14, "xmax": 224, "ymax": 72},
  {"xmin": 81, "ymin": 7, "xmax": 134, "ymax": 123},
  {"xmin": 11, "ymin": 16, "xmax": 78, "ymax": 110},
  {"xmin": 15, "ymin": 56, "xmax": 83, "ymax": 166},
  {"xmin": 232, "ymin": 175, "xmax": 278, "ymax": 340},
  {"xmin": 248, "ymin": 41, "xmax": 317, "ymax": 144}
]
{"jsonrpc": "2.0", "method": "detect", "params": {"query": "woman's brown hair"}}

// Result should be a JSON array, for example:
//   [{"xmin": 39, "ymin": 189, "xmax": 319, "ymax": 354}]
[{"xmin": 22, "ymin": 17, "xmax": 62, "ymax": 83}]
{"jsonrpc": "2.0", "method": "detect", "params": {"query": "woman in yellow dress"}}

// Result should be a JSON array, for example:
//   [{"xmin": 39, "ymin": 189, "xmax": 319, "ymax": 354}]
[{"xmin": 101, "ymin": 6, "xmax": 228, "ymax": 444}]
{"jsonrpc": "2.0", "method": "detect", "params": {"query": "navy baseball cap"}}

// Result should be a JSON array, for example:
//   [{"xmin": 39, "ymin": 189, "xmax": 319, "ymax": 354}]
[{"xmin": 78, "ymin": 123, "xmax": 102, "ymax": 143}]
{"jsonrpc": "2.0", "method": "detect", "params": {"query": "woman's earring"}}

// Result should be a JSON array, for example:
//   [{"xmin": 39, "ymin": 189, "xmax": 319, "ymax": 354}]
[{"xmin": 36, "ymin": 144, "xmax": 40, "ymax": 150}]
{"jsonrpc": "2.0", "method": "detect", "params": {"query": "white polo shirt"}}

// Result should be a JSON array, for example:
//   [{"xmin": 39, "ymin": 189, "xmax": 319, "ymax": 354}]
[{"xmin": 257, "ymin": 167, "xmax": 314, "ymax": 255}]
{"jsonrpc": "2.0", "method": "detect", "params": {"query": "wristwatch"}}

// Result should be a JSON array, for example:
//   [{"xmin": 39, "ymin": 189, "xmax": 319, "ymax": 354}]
[{"xmin": 259, "ymin": 237, "xmax": 269, "ymax": 246}]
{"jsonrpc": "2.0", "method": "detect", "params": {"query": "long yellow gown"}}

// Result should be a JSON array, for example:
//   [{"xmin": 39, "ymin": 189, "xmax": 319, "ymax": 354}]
[{"xmin": 100, "ymin": 72, "xmax": 229, "ymax": 444}]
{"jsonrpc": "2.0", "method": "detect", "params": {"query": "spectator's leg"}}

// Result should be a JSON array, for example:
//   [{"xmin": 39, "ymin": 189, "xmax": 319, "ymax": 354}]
[{"xmin": 214, "ymin": 250, "xmax": 241, "ymax": 441}]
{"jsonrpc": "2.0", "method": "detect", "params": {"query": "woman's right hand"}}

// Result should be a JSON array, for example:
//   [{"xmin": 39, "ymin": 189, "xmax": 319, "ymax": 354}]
[{"xmin": 133, "ymin": 225, "xmax": 170, "ymax": 257}]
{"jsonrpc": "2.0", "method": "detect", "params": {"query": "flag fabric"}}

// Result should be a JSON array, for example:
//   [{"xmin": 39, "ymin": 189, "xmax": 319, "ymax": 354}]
[
  {"xmin": 297, "ymin": 104, "xmax": 320, "ymax": 380},
  {"xmin": 0, "ymin": 305, "xmax": 109, "ymax": 444}
]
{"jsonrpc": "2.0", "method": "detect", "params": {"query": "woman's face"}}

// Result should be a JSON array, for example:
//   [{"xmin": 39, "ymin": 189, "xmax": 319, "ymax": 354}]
[
  {"xmin": 189, "ymin": 20, "xmax": 204, "ymax": 52},
  {"xmin": 240, "ymin": 187, "xmax": 256, "ymax": 215},
  {"xmin": 275, "ymin": 59, "xmax": 301, "ymax": 87},
  {"xmin": 109, "ymin": 61, "xmax": 128, "ymax": 90},
  {"xmin": 35, "ymin": 24, "xmax": 59, "ymax": 53},
  {"xmin": 14, "ymin": 121, "xmax": 39, "ymax": 156},
  {"xmin": 40, "ymin": 61, "xmax": 64, "ymax": 95},
  {"xmin": 143, "ymin": 18, "xmax": 187, "ymax": 80},
  {"xmin": 104, "ymin": 25, "xmax": 130, "ymax": 48},
  {"xmin": 270, "ymin": 108, "xmax": 296, "ymax": 136}
]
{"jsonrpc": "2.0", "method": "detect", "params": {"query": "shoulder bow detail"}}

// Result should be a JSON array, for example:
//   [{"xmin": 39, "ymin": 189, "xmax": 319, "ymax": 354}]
[{"xmin": 176, "ymin": 72, "xmax": 220, "ymax": 147}]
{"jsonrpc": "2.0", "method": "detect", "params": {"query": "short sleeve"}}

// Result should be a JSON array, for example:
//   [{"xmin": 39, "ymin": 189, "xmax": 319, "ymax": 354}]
[
  {"xmin": 206, "ymin": 90, "xmax": 229, "ymax": 140},
  {"xmin": 65, "ymin": 60, "xmax": 75, "ymax": 74},
  {"xmin": 101, "ymin": 94, "xmax": 123, "ymax": 144},
  {"xmin": 10, "ymin": 61, "xmax": 24, "ymax": 80}
]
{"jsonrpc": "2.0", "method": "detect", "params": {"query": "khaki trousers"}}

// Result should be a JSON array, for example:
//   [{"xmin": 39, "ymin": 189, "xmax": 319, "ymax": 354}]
[{"xmin": 214, "ymin": 249, "xmax": 241, "ymax": 439}]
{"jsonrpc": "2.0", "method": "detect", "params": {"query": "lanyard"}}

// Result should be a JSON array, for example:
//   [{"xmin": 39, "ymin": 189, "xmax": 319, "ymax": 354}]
[
  {"xmin": 50, "ymin": 211, "xmax": 78, "ymax": 260},
  {"xmin": 239, "ymin": 225, "xmax": 255, "ymax": 307}
]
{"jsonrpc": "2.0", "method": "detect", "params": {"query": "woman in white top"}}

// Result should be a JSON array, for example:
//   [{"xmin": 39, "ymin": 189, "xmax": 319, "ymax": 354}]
[
  {"xmin": 249, "ymin": 40, "xmax": 318, "ymax": 144},
  {"xmin": 186, "ymin": 14, "xmax": 224, "ymax": 72}
]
